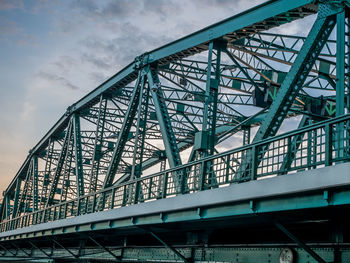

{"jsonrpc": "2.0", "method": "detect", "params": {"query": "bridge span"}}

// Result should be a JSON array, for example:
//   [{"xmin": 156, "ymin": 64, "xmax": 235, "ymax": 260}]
[{"xmin": 0, "ymin": 0, "xmax": 350, "ymax": 262}]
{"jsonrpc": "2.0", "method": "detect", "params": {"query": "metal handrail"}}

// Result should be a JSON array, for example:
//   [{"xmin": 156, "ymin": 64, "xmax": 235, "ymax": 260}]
[{"xmin": 1, "ymin": 114, "xmax": 349, "ymax": 232}]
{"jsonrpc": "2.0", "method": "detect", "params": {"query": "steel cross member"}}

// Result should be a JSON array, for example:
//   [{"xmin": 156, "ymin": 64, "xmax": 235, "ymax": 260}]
[
  {"xmin": 103, "ymin": 71, "xmax": 144, "ymax": 188},
  {"xmin": 147, "ymin": 66, "xmax": 183, "ymax": 191},
  {"xmin": 236, "ymin": 4, "xmax": 338, "ymax": 180},
  {"xmin": 89, "ymin": 94, "xmax": 107, "ymax": 193},
  {"xmin": 46, "ymin": 119, "xmax": 73, "ymax": 206},
  {"xmin": 275, "ymin": 221, "xmax": 327, "ymax": 263},
  {"xmin": 73, "ymin": 113, "xmax": 85, "ymax": 197},
  {"xmin": 149, "ymin": 230, "xmax": 191, "ymax": 263}
]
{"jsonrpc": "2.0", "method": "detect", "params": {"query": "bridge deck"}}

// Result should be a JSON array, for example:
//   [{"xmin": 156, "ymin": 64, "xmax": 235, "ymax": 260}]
[{"xmin": 1, "ymin": 162, "xmax": 349, "ymax": 241}]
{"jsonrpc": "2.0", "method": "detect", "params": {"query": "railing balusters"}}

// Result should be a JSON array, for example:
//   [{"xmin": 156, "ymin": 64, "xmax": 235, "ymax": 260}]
[{"xmin": 1, "ymin": 116, "xmax": 350, "ymax": 232}]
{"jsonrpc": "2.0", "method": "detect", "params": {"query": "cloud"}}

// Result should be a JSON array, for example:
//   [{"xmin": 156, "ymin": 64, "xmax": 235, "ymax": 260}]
[
  {"xmin": 52, "ymin": 55, "xmax": 78, "ymax": 73},
  {"xmin": 78, "ymin": 22, "xmax": 174, "ymax": 71},
  {"xmin": 36, "ymin": 71, "xmax": 80, "ymax": 91},
  {"xmin": 71, "ymin": 0, "xmax": 134, "ymax": 18},
  {"xmin": 140, "ymin": 0, "xmax": 181, "ymax": 17},
  {"xmin": 0, "ymin": 18, "xmax": 22, "ymax": 35},
  {"xmin": 81, "ymin": 53, "xmax": 112, "ymax": 70},
  {"xmin": 71, "ymin": 0, "xmax": 98, "ymax": 14},
  {"xmin": 20, "ymin": 101, "xmax": 36, "ymax": 121},
  {"xmin": 0, "ymin": 18, "xmax": 39, "ymax": 46},
  {"xmin": 0, "ymin": 0, "xmax": 23, "ymax": 10},
  {"xmin": 89, "ymin": 72, "xmax": 108, "ymax": 84},
  {"xmin": 102, "ymin": 1, "xmax": 134, "ymax": 17}
]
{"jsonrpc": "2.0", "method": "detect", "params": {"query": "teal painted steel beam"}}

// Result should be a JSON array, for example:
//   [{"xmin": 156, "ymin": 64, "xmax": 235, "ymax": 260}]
[
  {"xmin": 46, "ymin": 119, "xmax": 73, "ymax": 206},
  {"xmin": 148, "ymin": 230, "xmax": 191, "ymax": 263},
  {"xmin": 16, "ymin": 160, "xmax": 33, "ymax": 217},
  {"xmin": 89, "ymin": 95, "xmax": 107, "ymax": 193},
  {"xmin": 4, "ymin": 196, "xmax": 10, "ymax": 220},
  {"xmin": 335, "ymin": 11, "xmax": 346, "ymax": 160},
  {"xmin": 147, "ymin": 68, "xmax": 182, "ymax": 169},
  {"xmin": 88, "ymin": 236, "xmax": 121, "ymax": 260},
  {"xmin": 70, "ymin": 63, "xmax": 137, "ymax": 113},
  {"xmin": 336, "ymin": 11, "xmax": 345, "ymax": 116},
  {"xmin": 225, "ymin": 50, "xmax": 260, "ymax": 90},
  {"xmin": 232, "ymin": 6, "xmax": 339, "ymax": 180},
  {"xmin": 39, "ymin": 138, "xmax": 54, "ymax": 208},
  {"xmin": 130, "ymin": 74, "xmax": 148, "ymax": 181},
  {"xmin": 147, "ymin": 67, "xmax": 183, "ymax": 191},
  {"xmin": 278, "ymin": 115, "xmax": 310, "ymax": 175},
  {"xmin": 347, "ymin": 8, "xmax": 350, "ymax": 112},
  {"xmin": 32, "ymin": 156, "xmax": 38, "ymax": 212},
  {"xmin": 115, "ymin": 112, "xmax": 269, "ymax": 186},
  {"xmin": 11, "ymin": 179, "xmax": 21, "ymax": 220},
  {"xmin": 129, "ymin": 75, "xmax": 149, "ymax": 204},
  {"xmin": 147, "ymin": 0, "xmax": 315, "ymax": 63},
  {"xmin": 73, "ymin": 114, "xmax": 85, "ymax": 197},
  {"xmin": 203, "ymin": 40, "xmax": 224, "ymax": 155},
  {"xmin": 253, "ymin": 13, "xmax": 336, "ymax": 142},
  {"xmin": 103, "ymin": 72, "xmax": 143, "ymax": 188},
  {"xmin": 274, "ymin": 221, "xmax": 327, "ymax": 263}
]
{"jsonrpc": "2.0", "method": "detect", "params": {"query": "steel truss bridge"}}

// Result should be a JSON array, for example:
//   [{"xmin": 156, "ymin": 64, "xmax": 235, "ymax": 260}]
[{"xmin": 1, "ymin": 0, "xmax": 350, "ymax": 262}]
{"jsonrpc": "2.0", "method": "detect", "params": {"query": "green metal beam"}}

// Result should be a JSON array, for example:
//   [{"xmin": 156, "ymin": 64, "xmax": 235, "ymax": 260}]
[
  {"xmin": 39, "ymin": 139, "xmax": 54, "ymax": 209},
  {"xmin": 16, "ymin": 160, "xmax": 33, "ymax": 217},
  {"xmin": 146, "ymin": 0, "xmax": 315, "ymax": 63},
  {"xmin": 225, "ymin": 50, "xmax": 260, "ymax": 90},
  {"xmin": 11, "ymin": 179, "xmax": 21, "ymax": 220},
  {"xmin": 147, "ymin": 67, "xmax": 182, "ymax": 169},
  {"xmin": 32, "ymin": 156, "xmax": 38, "ymax": 212},
  {"xmin": 89, "ymin": 95, "xmax": 107, "ymax": 193},
  {"xmin": 73, "ymin": 114, "xmax": 85, "ymax": 197},
  {"xmin": 336, "ymin": 11, "xmax": 345, "ymax": 116},
  {"xmin": 278, "ymin": 115, "xmax": 310, "ymax": 175},
  {"xmin": 253, "ymin": 11, "xmax": 336, "ymax": 142},
  {"xmin": 234, "ymin": 6, "xmax": 338, "ymax": 180},
  {"xmin": 46, "ymin": 119, "xmax": 73, "ymax": 206},
  {"xmin": 103, "ymin": 72, "xmax": 143, "ymax": 188},
  {"xmin": 147, "ymin": 67, "xmax": 183, "ymax": 191},
  {"xmin": 149, "ymin": 230, "xmax": 191, "ymax": 263},
  {"xmin": 274, "ymin": 221, "xmax": 327, "ymax": 263},
  {"xmin": 129, "ymin": 75, "xmax": 149, "ymax": 204}
]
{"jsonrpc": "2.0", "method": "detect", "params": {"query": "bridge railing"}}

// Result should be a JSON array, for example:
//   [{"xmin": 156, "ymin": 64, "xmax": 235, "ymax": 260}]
[{"xmin": 1, "ymin": 114, "xmax": 350, "ymax": 232}]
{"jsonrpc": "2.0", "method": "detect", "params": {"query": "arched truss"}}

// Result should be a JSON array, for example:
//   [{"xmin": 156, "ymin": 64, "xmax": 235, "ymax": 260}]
[{"xmin": 0, "ymin": 0, "xmax": 349, "ymax": 223}]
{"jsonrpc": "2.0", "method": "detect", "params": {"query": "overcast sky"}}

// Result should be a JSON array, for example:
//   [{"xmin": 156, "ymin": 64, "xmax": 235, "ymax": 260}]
[{"xmin": 0, "ymin": 0, "xmax": 316, "ymax": 194}]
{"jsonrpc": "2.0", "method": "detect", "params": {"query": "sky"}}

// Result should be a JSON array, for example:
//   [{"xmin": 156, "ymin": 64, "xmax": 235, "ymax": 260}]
[{"xmin": 0, "ymin": 0, "xmax": 316, "ymax": 194}]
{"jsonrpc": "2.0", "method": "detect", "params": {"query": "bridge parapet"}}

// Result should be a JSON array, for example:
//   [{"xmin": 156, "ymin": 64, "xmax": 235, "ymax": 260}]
[{"xmin": 1, "ymin": 114, "xmax": 349, "ymax": 233}]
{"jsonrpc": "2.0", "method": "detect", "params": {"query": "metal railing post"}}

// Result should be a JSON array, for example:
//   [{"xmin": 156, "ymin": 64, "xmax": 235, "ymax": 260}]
[{"xmin": 325, "ymin": 123, "xmax": 333, "ymax": 166}]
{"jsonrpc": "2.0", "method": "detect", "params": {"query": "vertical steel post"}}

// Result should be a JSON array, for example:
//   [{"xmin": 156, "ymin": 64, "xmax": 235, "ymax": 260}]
[
  {"xmin": 32, "ymin": 156, "xmax": 38, "ymax": 212},
  {"xmin": 73, "ymin": 113, "xmax": 85, "ymax": 197},
  {"xmin": 40, "ymin": 138, "xmax": 54, "ymax": 209},
  {"xmin": 336, "ymin": 11, "xmax": 345, "ymax": 116},
  {"xmin": 12, "ymin": 178, "xmax": 21, "ymax": 220},
  {"xmin": 336, "ymin": 11, "xmax": 346, "ymax": 159},
  {"xmin": 130, "ymin": 74, "xmax": 148, "ymax": 204},
  {"xmin": 242, "ymin": 125, "xmax": 251, "ymax": 146},
  {"xmin": 89, "ymin": 95, "xmax": 107, "ymax": 193}
]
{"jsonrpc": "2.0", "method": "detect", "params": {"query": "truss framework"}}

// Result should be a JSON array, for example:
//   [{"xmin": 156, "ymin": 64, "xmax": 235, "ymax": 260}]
[{"xmin": 0, "ymin": 0, "xmax": 349, "ymax": 241}]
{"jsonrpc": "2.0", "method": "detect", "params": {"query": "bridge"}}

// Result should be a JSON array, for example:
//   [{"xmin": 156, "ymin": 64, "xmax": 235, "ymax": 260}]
[{"xmin": 0, "ymin": 0, "xmax": 349, "ymax": 262}]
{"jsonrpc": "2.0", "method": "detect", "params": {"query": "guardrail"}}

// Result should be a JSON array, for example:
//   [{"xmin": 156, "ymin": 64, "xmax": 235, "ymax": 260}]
[{"xmin": 1, "ymin": 114, "xmax": 350, "ymax": 232}]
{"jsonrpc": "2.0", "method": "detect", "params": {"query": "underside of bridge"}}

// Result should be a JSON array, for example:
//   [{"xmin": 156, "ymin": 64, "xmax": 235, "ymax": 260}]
[{"xmin": 0, "ymin": 0, "xmax": 350, "ymax": 262}]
